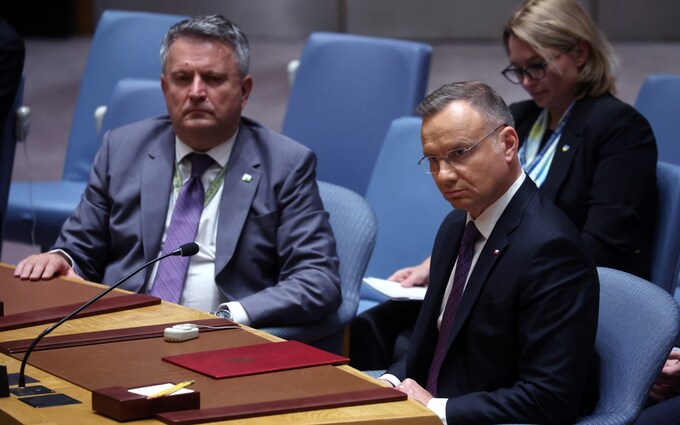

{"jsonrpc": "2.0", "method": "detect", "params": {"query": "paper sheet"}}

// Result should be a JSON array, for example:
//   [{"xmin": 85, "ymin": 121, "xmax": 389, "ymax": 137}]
[
  {"xmin": 128, "ymin": 383, "xmax": 193, "ymax": 397},
  {"xmin": 362, "ymin": 277, "xmax": 427, "ymax": 300}
]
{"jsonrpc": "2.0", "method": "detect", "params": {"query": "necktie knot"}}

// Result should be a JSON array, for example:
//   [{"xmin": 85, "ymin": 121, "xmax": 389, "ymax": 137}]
[
  {"xmin": 461, "ymin": 221, "xmax": 481, "ymax": 248},
  {"xmin": 188, "ymin": 153, "xmax": 213, "ymax": 179}
]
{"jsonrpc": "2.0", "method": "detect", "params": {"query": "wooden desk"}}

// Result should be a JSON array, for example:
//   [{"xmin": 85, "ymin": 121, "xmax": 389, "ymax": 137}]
[{"xmin": 0, "ymin": 264, "xmax": 440, "ymax": 425}]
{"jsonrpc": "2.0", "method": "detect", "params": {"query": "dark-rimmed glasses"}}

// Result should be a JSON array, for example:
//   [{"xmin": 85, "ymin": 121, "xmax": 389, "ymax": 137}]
[
  {"xmin": 501, "ymin": 63, "xmax": 547, "ymax": 84},
  {"xmin": 418, "ymin": 124, "xmax": 507, "ymax": 174}
]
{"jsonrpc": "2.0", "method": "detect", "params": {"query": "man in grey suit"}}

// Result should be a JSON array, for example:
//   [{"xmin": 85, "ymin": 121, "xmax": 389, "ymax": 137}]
[{"xmin": 14, "ymin": 15, "xmax": 341, "ymax": 328}]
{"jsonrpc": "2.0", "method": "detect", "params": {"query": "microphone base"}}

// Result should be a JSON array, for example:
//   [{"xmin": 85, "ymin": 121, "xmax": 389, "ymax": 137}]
[{"xmin": 10, "ymin": 384, "xmax": 54, "ymax": 397}]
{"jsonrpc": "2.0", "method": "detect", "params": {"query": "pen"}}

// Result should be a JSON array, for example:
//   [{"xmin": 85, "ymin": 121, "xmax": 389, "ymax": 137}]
[{"xmin": 146, "ymin": 380, "xmax": 195, "ymax": 399}]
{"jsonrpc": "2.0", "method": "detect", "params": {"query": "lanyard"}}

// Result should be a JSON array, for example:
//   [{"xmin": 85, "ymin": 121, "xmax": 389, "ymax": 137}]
[
  {"xmin": 519, "ymin": 103, "xmax": 574, "ymax": 182},
  {"xmin": 172, "ymin": 161, "xmax": 227, "ymax": 207}
]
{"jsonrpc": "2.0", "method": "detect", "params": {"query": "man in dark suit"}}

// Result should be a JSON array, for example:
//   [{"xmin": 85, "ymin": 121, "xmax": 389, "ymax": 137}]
[
  {"xmin": 14, "ymin": 15, "xmax": 341, "ymax": 328},
  {"xmin": 379, "ymin": 81, "xmax": 599, "ymax": 424}
]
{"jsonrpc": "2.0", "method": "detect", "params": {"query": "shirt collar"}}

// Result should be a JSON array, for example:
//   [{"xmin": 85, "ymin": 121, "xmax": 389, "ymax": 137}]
[
  {"xmin": 174, "ymin": 128, "xmax": 238, "ymax": 168},
  {"xmin": 467, "ymin": 172, "xmax": 526, "ymax": 240}
]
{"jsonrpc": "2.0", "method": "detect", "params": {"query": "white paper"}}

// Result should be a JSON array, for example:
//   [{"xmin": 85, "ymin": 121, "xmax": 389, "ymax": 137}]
[
  {"xmin": 128, "ymin": 383, "xmax": 193, "ymax": 397},
  {"xmin": 362, "ymin": 277, "xmax": 427, "ymax": 300}
]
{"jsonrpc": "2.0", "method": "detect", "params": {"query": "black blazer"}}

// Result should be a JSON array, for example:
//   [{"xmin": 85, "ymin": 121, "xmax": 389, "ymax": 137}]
[
  {"xmin": 388, "ymin": 178, "xmax": 599, "ymax": 424},
  {"xmin": 512, "ymin": 94, "xmax": 657, "ymax": 279}
]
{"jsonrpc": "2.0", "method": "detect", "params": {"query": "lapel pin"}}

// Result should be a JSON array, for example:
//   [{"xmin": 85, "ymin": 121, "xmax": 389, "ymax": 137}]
[
  {"xmin": 493, "ymin": 249, "xmax": 500, "ymax": 255},
  {"xmin": 562, "ymin": 145, "xmax": 570, "ymax": 152},
  {"xmin": 242, "ymin": 173, "xmax": 252, "ymax": 182}
]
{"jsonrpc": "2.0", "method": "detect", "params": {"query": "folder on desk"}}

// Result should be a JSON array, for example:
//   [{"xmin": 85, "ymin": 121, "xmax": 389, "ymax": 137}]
[{"xmin": 162, "ymin": 340, "xmax": 348, "ymax": 379}]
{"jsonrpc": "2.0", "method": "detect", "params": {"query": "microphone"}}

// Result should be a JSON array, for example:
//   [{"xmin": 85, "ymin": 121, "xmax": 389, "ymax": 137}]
[
  {"xmin": 173, "ymin": 242, "xmax": 199, "ymax": 257},
  {"xmin": 17, "ymin": 242, "xmax": 200, "ymax": 390}
]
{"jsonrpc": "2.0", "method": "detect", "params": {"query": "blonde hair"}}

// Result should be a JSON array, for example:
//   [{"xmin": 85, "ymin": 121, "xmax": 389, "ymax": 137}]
[{"xmin": 503, "ymin": 0, "xmax": 619, "ymax": 98}]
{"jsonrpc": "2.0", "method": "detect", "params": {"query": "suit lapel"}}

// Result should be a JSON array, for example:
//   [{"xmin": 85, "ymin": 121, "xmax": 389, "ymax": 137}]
[
  {"xmin": 214, "ymin": 123, "xmax": 262, "ymax": 275},
  {"xmin": 445, "ymin": 178, "xmax": 537, "ymax": 348},
  {"xmin": 532, "ymin": 99, "xmax": 589, "ymax": 199},
  {"xmin": 141, "ymin": 127, "xmax": 175, "ymax": 261},
  {"xmin": 426, "ymin": 217, "xmax": 465, "ymax": 329}
]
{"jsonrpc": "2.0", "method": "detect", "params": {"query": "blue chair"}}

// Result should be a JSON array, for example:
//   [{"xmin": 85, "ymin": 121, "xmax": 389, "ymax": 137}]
[
  {"xmin": 0, "ymin": 77, "xmax": 27, "ymax": 257},
  {"xmin": 5, "ymin": 10, "xmax": 186, "ymax": 250},
  {"xmin": 358, "ymin": 117, "xmax": 451, "ymax": 313},
  {"xmin": 635, "ymin": 74, "xmax": 680, "ymax": 166},
  {"xmin": 651, "ymin": 161, "xmax": 680, "ymax": 298},
  {"xmin": 573, "ymin": 267, "xmax": 680, "ymax": 425},
  {"xmin": 98, "ymin": 78, "xmax": 167, "ymax": 135},
  {"xmin": 282, "ymin": 32, "xmax": 431, "ymax": 196},
  {"xmin": 261, "ymin": 181, "xmax": 377, "ymax": 355}
]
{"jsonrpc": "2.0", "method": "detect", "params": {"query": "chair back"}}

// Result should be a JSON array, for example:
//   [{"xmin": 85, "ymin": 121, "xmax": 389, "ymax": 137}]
[
  {"xmin": 363, "ymin": 116, "xmax": 451, "ymax": 283},
  {"xmin": 261, "ymin": 181, "xmax": 377, "ymax": 354},
  {"xmin": 574, "ymin": 267, "xmax": 680, "ymax": 425},
  {"xmin": 63, "ymin": 10, "xmax": 186, "ymax": 182},
  {"xmin": 651, "ymin": 161, "xmax": 680, "ymax": 296},
  {"xmin": 282, "ymin": 32, "xmax": 431, "ymax": 195},
  {"xmin": 635, "ymin": 74, "xmax": 680, "ymax": 166},
  {"xmin": 99, "ymin": 78, "xmax": 167, "ymax": 136}
]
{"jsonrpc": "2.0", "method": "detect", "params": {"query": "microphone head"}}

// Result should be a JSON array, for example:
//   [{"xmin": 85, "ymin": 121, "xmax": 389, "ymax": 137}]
[{"xmin": 178, "ymin": 242, "xmax": 199, "ymax": 257}]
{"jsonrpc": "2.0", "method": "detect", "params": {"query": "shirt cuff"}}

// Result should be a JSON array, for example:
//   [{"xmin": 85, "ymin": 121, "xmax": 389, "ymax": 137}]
[
  {"xmin": 426, "ymin": 397, "xmax": 448, "ymax": 424},
  {"xmin": 378, "ymin": 373, "xmax": 401, "ymax": 388},
  {"xmin": 217, "ymin": 301, "xmax": 251, "ymax": 326},
  {"xmin": 49, "ymin": 249, "xmax": 74, "ymax": 267}
]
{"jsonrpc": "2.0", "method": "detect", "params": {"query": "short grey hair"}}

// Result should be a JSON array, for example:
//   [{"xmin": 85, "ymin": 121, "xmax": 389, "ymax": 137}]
[
  {"xmin": 416, "ymin": 81, "xmax": 515, "ymax": 129},
  {"xmin": 160, "ymin": 15, "xmax": 250, "ymax": 78}
]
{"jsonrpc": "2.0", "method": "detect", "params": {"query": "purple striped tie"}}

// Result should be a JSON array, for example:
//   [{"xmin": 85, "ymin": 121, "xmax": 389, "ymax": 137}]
[
  {"xmin": 426, "ymin": 221, "xmax": 481, "ymax": 396},
  {"xmin": 150, "ymin": 153, "xmax": 213, "ymax": 303}
]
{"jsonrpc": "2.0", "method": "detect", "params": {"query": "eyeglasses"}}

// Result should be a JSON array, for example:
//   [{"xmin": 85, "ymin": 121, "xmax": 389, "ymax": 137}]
[
  {"xmin": 418, "ymin": 124, "xmax": 507, "ymax": 174},
  {"xmin": 501, "ymin": 63, "xmax": 547, "ymax": 84}
]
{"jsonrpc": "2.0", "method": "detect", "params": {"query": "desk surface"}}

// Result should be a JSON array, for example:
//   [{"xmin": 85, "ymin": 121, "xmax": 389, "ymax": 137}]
[{"xmin": 0, "ymin": 264, "xmax": 440, "ymax": 425}]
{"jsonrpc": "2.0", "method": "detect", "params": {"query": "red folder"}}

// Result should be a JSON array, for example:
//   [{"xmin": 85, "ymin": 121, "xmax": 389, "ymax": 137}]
[{"xmin": 162, "ymin": 340, "xmax": 348, "ymax": 379}]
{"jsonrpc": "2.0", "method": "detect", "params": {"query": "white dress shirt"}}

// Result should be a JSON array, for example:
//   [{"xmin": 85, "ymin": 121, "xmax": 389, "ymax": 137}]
[{"xmin": 146, "ymin": 132, "xmax": 251, "ymax": 325}]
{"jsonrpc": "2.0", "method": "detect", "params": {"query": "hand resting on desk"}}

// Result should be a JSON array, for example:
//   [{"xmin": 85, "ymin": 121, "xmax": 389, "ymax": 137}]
[{"xmin": 14, "ymin": 252, "xmax": 83, "ymax": 281}]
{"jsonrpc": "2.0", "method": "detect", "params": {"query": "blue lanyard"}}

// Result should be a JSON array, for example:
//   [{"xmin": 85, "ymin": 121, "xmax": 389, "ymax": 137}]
[{"xmin": 520, "ymin": 103, "xmax": 574, "ymax": 175}]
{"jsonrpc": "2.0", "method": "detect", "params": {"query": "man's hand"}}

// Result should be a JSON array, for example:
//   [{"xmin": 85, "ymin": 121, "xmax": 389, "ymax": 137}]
[
  {"xmin": 395, "ymin": 378, "xmax": 433, "ymax": 406},
  {"xmin": 14, "ymin": 253, "xmax": 82, "ymax": 281},
  {"xmin": 649, "ymin": 350, "xmax": 680, "ymax": 401},
  {"xmin": 388, "ymin": 257, "xmax": 431, "ymax": 288}
]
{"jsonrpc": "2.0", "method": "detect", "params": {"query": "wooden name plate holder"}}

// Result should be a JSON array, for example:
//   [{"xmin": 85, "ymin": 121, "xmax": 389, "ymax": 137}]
[
  {"xmin": 92, "ymin": 386, "xmax": 201, "ymax": 422},
  {"xmin": 0, "ymin": 265, "xmax": 160, "ymax": 332}
]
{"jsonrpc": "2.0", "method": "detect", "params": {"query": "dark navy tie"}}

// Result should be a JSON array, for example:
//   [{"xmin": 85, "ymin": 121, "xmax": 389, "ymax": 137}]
[{"xmin": 426, "ymin": 220, "xmax": 481, "ymax": 395}]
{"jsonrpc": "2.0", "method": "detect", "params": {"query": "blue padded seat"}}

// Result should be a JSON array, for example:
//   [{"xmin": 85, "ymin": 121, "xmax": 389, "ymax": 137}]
[
  {"xmin": 261, "ymin": 181, "xmax": 377, "ymax": 355},
  {"xmin": 652, "ymin": 161, "xmax": 680, "ymax": 301},
  {"xmin": 282, "ymin": 32, "xmax": 431, "ymax": 196},
  {"xmin": 635, "ymin": 74, "xmax": 680, "ymax": 166},
  {"xmin": 358, "ymin": 117, "xmax": 451, "ymax": 313}
]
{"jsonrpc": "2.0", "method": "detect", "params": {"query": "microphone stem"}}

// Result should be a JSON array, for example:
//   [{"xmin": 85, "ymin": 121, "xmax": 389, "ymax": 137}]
[{"xmin": 18, "ymin": 251, "xmax": 175, "ymax": 388}]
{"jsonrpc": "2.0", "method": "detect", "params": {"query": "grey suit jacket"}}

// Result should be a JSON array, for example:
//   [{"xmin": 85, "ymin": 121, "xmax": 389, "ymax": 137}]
[{"xmin": 55, "ymin": 116, "xmax": 341, "ymax": 327}]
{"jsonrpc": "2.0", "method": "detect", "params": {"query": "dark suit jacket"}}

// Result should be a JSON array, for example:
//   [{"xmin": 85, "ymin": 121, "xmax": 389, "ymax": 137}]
[
  {"xmin": 55, "ymin": 116, "xmax": 341, "ymax": 327},
  {"xmin": 0, "ymin": 19, "xmax": 24, "ymax": 124},
  {"xmin": 512, "ymin": 94, "xmax": 657, "ymax": 279},
  {"xmin": 387, "ymin": 177, "xmax": 599, "ymax": 424}
]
